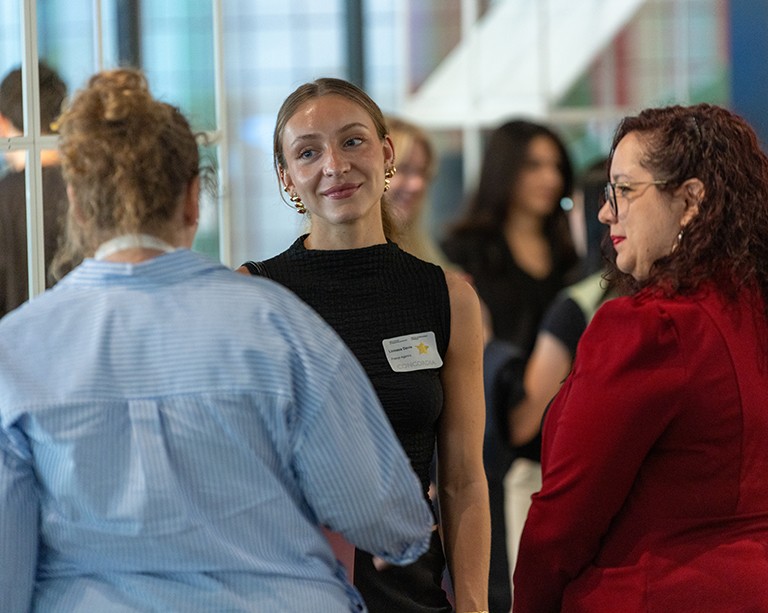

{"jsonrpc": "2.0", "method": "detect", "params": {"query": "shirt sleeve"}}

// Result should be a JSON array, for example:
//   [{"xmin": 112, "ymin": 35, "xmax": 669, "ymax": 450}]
[
  {"xmin": 512, "ymin": 297, "xmax": 688, "ymax": 613},
  {"xmin": 0, "ymin": 423, "xmax": 39, "ymax": 611},
  {"xmin": 290, "ymin": 333, "xmax": 433, "ymax": 566},
  {"xmin": 539, "ymin": 296, "xmax": 588, "ymax": 359}
]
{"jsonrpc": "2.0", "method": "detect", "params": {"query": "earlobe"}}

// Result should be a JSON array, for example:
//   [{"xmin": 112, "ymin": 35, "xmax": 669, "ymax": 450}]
[
  {"xmin": 685, "ymin": 178, "xmax": 706, "ymax": 212},
  {"xmin": 383, "ymin": 135, "xmax": 396, "ymax": 167},
  {"xmin": 279, "ymin": 167, "xmax": 294, "ymax": 193},
  {"xmin": 682, "ymin": 178, "xmax": 704, "ymax": 223},
  {"xmin": 685, "ymin": 178, "xmax": 705, "ymax": 205},
  {"xmin": 184, "ymin": 175, "xmax": 201, "ymax": 226}
]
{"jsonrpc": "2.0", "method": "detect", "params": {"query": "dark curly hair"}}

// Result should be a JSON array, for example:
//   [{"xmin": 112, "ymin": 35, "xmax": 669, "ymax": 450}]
[{"xmin": 604, "ymin": 103, "xmax": 768, "ymax": 318}]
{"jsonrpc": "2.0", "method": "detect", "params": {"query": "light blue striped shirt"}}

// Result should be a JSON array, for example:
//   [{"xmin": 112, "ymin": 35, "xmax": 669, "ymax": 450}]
[{"xmin": 0, "ymin": 250, "xmax": 433, "ymax": 612}]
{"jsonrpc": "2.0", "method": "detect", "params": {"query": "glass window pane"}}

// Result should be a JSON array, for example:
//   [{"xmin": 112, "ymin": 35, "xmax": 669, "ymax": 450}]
[
  {"xmin": 0, "ymin": 1, "xmax": 21, "ymax": 179},
  {"xmin": 222, "ymin": 1, "xmax": 346, "ymax": 264},
  {"xmin": 38, "ymin": 0, "xmax": 96, "ymax": 94},
  {"xmin": 193, "ymin": 143, "xmax": 221, "ymax": 262},
  {"xmin": 0, "ymin": 1, "xmax": 22, "ymax": 83},
  {"xmin": 141, "ymin": 0, "xmax": 216, "ymax": 133}
]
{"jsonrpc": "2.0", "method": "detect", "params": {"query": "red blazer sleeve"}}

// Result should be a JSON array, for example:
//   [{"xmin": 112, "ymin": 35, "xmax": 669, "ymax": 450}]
[{"xmin": 512, "ymin": 296, "xmax": 689, "ymax": 613}]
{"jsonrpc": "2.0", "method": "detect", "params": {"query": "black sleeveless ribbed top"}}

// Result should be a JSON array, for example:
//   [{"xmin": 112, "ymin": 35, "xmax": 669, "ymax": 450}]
[{"xmin": 255, "ymin": 235, "xmax": 451, "ymax": 498}]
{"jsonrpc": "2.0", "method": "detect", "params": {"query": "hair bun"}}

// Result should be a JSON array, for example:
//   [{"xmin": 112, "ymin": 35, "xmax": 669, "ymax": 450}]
[{"xmin": 89, "ymin": 69, "xmax": 152, "ymax": 122}]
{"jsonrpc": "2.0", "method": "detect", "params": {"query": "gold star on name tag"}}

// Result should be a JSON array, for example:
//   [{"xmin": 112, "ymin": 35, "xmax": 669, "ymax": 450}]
[{"xmin": 382, "ymin": 331, "xmax": 443, "ymax": 372}]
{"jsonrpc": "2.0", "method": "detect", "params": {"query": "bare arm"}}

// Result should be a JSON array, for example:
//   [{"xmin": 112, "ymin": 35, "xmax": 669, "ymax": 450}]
[
  {"xmin": 437, "ymin": 270, "xmax": 491, "ymax": 612},
  {"xmin": 509, "ymin": 331, "xmax": 572, "ymax": 447}
]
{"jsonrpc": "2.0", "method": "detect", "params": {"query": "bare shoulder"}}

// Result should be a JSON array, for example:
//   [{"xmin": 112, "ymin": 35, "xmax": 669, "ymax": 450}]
[{"xmin": 443, "ymin": 269, "xmax": 480, "ymax": 316}]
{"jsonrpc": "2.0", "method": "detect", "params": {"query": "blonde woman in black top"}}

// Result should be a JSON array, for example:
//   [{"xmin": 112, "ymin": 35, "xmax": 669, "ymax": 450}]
[{"xmin": 240, "ymin": 78, "xmax": 490, "ymax": 613}]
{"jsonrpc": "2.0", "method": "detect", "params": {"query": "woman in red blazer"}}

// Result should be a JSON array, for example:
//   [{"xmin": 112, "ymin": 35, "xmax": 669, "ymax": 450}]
[{"xmin": 513, "ymin": 103, "xmax": 768, "ymax": 612}]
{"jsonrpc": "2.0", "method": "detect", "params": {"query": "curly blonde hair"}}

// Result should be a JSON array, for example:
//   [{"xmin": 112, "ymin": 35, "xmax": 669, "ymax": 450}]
[{"xmin": 53, "ymin": 68, "xmax": 199, "ymax": 274}]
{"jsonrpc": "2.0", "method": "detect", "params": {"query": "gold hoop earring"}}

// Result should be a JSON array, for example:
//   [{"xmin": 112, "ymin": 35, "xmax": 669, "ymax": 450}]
[
  {"xmin": 290, "ymin": 192, "xmax": 307, "ymax": 214},
  {"xmin": 383, "ymin": 166, "xmax": 397, "ymax": 192}
]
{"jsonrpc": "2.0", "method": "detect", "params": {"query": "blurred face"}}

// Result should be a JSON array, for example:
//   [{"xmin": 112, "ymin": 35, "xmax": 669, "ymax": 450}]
[
  {"xmin": 388, "ymin": 139, "xmax": 431, "ymax": 229},
  {"xmin": 512, "ymin": 135, "xmax": 564, "ymax": 217},
  {"xmin": 0, "ymin": 114, "xmax": 24, "ymax": 169},
  {"xmin": 280, "ymin": 94, "xmax": 394, "ymax": 232},
  {"xmin": 599, "ymin": 131, "xmax": 690, "ymax": 281}
]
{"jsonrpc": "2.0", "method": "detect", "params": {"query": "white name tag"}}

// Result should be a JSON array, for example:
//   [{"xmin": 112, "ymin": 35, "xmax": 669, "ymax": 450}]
[{"xmin": 382, "ymin": 331, "xmax": 444, "ymax": 372}]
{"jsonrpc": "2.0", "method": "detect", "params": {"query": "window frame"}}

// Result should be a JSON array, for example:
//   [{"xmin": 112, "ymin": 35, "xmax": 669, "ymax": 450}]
[{"xmin": 12, "ymin": 0, "xmax": 230, "ymax": 304}]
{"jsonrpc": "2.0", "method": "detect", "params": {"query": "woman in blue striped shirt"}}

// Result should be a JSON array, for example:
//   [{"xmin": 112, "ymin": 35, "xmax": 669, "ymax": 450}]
[{"xmin": 0, "ymin": 68, "xmax": 433, "ymax": 613}]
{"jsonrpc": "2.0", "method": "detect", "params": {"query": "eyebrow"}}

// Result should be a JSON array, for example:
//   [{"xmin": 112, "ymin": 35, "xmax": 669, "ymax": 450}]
[{"xmin": 288, "ymin": 122, "xmax": 371, "ymax": 148}]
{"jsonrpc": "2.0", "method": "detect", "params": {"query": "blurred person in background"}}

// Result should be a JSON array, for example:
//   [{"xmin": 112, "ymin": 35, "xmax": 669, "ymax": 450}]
[
  {"xmin": 505, "ymin": 160, "xmax": 617, "ymax": 607},
  {"xmin": 441, "ymin": 120, "xmax": 579, "ymax": 612},
  {"xmin": 509, "ymin": 158, "xmax": 614, "ymax": 451},
  {"xmin": 441, "ymin": 119, "xmax": 579, "ymax": 357},
  {"xmin": 385, "ymin": 115, "xmax": 452, "ymax": 269},
  {"xmin": 0, "ymin": 62, "xmax": 68, "ymax": 317}
]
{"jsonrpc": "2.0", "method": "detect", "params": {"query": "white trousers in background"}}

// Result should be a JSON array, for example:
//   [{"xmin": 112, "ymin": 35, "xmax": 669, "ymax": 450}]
[{"xmin": 504, "ymin": 457, "xmax": 542, "ymax": 608}]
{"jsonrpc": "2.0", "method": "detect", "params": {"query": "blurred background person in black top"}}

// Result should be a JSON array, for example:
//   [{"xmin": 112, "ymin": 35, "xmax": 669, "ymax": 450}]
[{"xmin": 0, "ymin": 62, "xmax": 68, "ymax": 317}]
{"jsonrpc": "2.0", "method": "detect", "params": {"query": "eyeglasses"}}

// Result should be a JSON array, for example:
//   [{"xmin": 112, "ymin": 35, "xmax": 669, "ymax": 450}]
[{"xmin": 603, "ymin": 180, "xmax": 668, "ymax": 217}]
